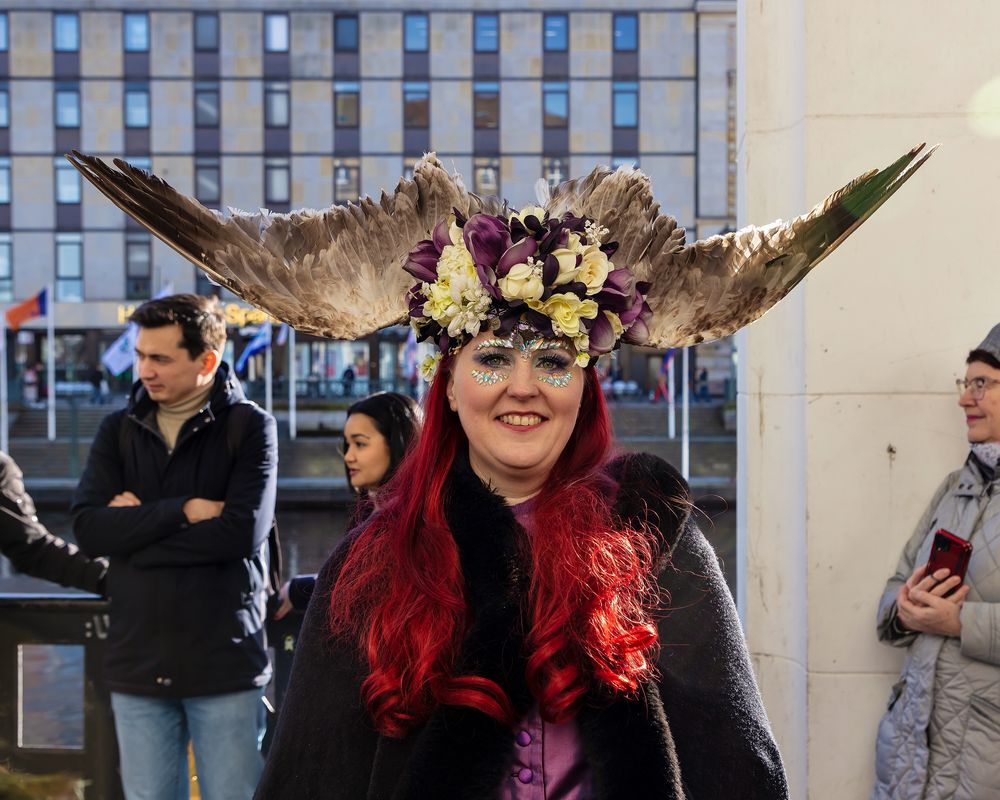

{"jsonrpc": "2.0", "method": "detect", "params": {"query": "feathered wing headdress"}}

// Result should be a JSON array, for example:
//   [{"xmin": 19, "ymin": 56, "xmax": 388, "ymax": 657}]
[{"xmin": 66, "ymin": 144, "xmax": 934, "ymax": 353}]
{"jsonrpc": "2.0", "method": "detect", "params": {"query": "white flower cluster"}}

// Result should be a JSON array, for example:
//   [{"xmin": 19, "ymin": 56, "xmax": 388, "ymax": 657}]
[{"xmin": 420, "ymin": 242, "xmax": 493, "ymax": 339}]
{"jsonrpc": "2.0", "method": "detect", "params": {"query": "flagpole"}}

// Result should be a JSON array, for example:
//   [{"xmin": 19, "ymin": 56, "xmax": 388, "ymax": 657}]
[
  {"xmin": 46, "ymin": 285, "xmax": 55, "ymax": 442},
  {"xmin": 264, "ymin": 325, "xmax": 273, "ymax": 414},
  {"xmin": 288, "ymin": 327, "xmax": 297, "ymax": 440},
  {"xmin": 667, "ymin": 354, "xmax": 676, "ymax": 440},
  {"xmin": 681, "ymin": 347, "xmax": 690, "ymax": 481},
  {"xmin": 0, "ymin": 315, "xmax": 8, "ymax": 454}
]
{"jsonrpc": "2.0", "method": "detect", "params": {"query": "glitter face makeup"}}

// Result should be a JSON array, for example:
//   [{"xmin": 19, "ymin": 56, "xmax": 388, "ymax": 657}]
[{"xmin": 471, "ymin": 333, "xmax": 575, "ymax": 388}]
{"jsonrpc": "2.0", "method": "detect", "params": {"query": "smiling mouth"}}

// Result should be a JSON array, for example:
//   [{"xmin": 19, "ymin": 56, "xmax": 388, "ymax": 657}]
[{"xmin": 497, "ymin": 413, "xmax": 545, "ymax": 428}]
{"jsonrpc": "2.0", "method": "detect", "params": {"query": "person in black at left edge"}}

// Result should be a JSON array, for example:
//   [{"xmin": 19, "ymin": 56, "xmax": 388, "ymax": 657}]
[{"xmin": 0, "ymin": 450, "xmax": 106, "ymax": 593}]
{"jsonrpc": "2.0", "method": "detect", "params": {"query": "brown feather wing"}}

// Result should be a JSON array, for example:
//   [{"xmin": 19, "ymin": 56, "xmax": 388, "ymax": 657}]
[
  {"xmin": 636, "ymin": 143, "xmax": 937, "ymax": 348},
  {"xmin": 65, "ymin": 151, "xmax": 473, "ymax": 340}
]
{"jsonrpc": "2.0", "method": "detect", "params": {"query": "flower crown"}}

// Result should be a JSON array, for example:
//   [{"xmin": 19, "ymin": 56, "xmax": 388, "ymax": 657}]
[{"xmin": 404, "ymin": 206, "xmax": 652, "ymax": 377}]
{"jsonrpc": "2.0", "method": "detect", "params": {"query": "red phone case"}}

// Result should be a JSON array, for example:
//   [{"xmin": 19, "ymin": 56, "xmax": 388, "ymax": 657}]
[{"xmin": 926, "ymin": 529, "xmax": 972, "ymax": 592}]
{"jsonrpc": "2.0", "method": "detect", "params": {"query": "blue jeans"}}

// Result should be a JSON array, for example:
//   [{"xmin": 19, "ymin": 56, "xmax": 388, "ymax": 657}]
[{"xmin": 111, "ymin": 688, "xmax": 266, "ymax": 800}]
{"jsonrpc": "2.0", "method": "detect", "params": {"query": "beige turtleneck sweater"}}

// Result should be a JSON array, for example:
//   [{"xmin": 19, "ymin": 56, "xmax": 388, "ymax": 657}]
[{"xmin": 156, "ymin": 384, "xmax": 213, "ymax": 453}]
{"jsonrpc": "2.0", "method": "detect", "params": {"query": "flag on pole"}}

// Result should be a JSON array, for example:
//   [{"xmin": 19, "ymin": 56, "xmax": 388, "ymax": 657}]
[
  {"xmin": 661, "ymin": 348, "xmax": 676, "ymax": 371},
  {"xmin": 5, "ymin": 288, "xmax": 47, "ymax": 331},
  {"xmin": 236, "ymin": 323, "xmax": 272, "ymax": 374},
  {"xmin": 275, "ymin": 323, "xmax": 289, "ymax": 347}
]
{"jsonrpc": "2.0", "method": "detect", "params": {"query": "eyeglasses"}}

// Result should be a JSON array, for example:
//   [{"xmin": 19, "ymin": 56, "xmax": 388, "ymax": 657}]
[{"xmin": 956, "ymin": 376, "xmax": 1000, "ymax": 400}]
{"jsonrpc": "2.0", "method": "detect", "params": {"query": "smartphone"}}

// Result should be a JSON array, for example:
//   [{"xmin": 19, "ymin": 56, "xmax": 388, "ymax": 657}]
[{"xmin": 925, "ymin": 529, "xmax": 972, "ymax": 595}]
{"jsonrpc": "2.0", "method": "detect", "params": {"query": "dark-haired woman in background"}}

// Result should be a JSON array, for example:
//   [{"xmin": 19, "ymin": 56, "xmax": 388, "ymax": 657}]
[{"xmin": 272, "ymin": 392, "xmax": 420, "ymax": 620}]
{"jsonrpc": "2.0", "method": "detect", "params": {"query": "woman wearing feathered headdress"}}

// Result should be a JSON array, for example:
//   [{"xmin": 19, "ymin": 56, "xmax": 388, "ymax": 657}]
[{"xmin": 68, "ymin": 145, "xmax": 933, "ymax": 798}]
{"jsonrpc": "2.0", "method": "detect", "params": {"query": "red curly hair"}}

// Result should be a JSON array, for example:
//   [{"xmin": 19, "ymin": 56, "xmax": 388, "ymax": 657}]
[{"xmin": 328, "ymin": 361, "xmax": 658, "ymax": 737}]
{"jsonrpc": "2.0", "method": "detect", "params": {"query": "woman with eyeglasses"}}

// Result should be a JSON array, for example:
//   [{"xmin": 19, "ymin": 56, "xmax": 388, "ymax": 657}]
[
  {"xmin": 873, "ymin": 323, "xmax": 1000, "ymax": 800},
  {"xmin": 272, "ymin": 392, "xmax": 421, "ymax": 620}
]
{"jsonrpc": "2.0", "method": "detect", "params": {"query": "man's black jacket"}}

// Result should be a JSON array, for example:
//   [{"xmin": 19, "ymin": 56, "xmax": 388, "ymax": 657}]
[
  {"xmin": 72, "ymin": 363, "xmax": 277, "ymax": 698},
  {"xmin": 0, "ymin": 451, "xmax": 105, "ymax": 593}
]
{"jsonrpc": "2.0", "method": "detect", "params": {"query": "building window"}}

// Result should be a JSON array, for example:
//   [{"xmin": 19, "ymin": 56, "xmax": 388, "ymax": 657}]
[
  {"xmin": 53, "ymin": 14, "xmax": 79, "ymax": 53},
  {"xmin": 544, "ymin": 15, "xmax": 568, "ymax": 52},
  {"xmin": 125, "ymin": 234, "xmax": 151, "ymax": 300},
  {"xmin": 402, "ymin": 154, "xmax": 422, "ymax": 181},
  {"xmin": 334, "ymin": 15, "xmax": 358, "ymax": 52},
  {"xmin": 265, "ymin": 82, "xmax": 290, "ymax": 128},
  {"xmin": 123, "ymin": 13, "xmax": 149, "ymax": 52},
  {"xmin": 334, "ymin": 82, "xmax": 359, "ymax": 127},
  {"xmin": 54, "ymin": 84, "xmax": 80, "ymax": 128},
  {"xmin": 473, "ymin": 158, "xmax": 499, "ymax": 196},
  {"xmin": 543, "ymin": 82, "xmax": 568, "ymax": 128},
  {"xmin": 194, "ymin": 82, "xmax": 219, "ymax": 127},
  {"xmin": 543, "ymin": 157, "xmax": 567, "ymax": 189},
  {"xmin": 474, "ymin": 14, "xmax": 499, "ymax": 53},
  {"xmin": 334, "ymin": 159, "xmax": 360, "ymax": 204},
  {"xmin": 55, "ymin": 159, "xmax": 81, "ymax": 204},
  {"xmin": 55, "ymin": 233, "xmax": 83, "ymax": 302},
  {"xmin": 194, "ymin": 13, "xmax": 219, "ymax": 51},
  {"xmin": 0, "ymin": 158, "xmax": 10, "ymax": 204},
  {"xmin": 195, "ymin": 158, "xmax": 220, "ymax": 205},
  {"xmin": 473, "ymin": 82, "xmax": 499, "ymax": 129},
  {"xmin": 613, "ymin": 14, "xmax": 638, "ymax": 52},
  {"xmin": 403, "ymin": 82, "xmax": 429, "ymax": 128},
  {"xmin": 265, "ymin": 158, "xmax": 290, "ymax": 205},
  {"xmin": 612, "ymin": 81, "xmax": 638, "ymax": 128},
  {"xmin": 403, "ymin": 13, "xmax": 428, "ymax": 53},
  {"xmin": 0, "ymin": 14, "xmax": 8, "ymax": 52},
  {"xmin": 124, "ymin": 84, "xmax": 150, "ymax": 128},
  {"xmin": 125, "ymin": 156, "xmax": 151, "ymax": 172},
  {"xmin": 0, "ymin": 86, "xmax": 8, "ymax": 129},
  {"xmin": 0, "ymin": 235, "xmax": 12, "ymax": 302},
  {"xmin": 264, "ymin": 14, "xmax": 289, "ymax": 53}
]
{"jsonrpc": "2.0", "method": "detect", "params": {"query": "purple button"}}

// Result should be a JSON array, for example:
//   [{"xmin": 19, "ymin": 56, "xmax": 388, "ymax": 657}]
[
  {"xmin": 516, "ymin": 730, "xmax": 532, "ymax": 747},
  {"xmin": 517, "ymin": 768, "xmax": 534, "ymax": 784}
]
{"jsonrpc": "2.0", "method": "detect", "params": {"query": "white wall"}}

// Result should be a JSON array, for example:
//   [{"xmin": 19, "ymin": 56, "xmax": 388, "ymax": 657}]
[{"xmin": 738, "ymin": 2, "xmax": 1000, "ymax": 797}]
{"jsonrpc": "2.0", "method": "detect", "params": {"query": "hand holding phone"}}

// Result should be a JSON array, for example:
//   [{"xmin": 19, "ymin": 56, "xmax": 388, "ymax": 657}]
[{"xmin": 925, "ymin": 529, "xmax": 972, "ymax": 596}]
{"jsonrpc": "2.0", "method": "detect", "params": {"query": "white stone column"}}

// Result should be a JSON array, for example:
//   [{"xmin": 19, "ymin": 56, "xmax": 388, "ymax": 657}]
[{"xmin": 738, "ymin": 2, "xmax": 1000, "ymax": 797}]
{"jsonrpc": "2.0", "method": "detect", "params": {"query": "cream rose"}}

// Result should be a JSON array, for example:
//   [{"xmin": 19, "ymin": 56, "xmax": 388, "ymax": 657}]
[
  {"xmin": 531, "ymin": 292, "xmax": 598, "ymax": 338},
  {"xmin": 578, "ymin": 246, "xmax": 611, "ymax": 295},
  {"xmin": 604, "ymin": 310, "xmax": 624, "ymax": 337},
  {"xmin": 498, "ymin": 263, "xmax": 545, "ymax": 302}
]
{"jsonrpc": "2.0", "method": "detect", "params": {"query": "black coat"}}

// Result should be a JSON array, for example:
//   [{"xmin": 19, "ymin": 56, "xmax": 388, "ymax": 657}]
[
  {"xmin": 0, "ymin": 451, "xmax": 106, "ymax": 593},
  {"xmin": 257, "ymin": 453, "xmax": 787, "ymax": 799},
  {"xmin": 72, "ymin": 364, "xmax": 278, "ymax": 698}
]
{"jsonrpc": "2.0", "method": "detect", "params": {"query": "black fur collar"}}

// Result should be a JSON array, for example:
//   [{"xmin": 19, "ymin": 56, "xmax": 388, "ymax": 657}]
[{"xmin": 390, "ymin": 451, "xmax": 688, "ymax": 800}]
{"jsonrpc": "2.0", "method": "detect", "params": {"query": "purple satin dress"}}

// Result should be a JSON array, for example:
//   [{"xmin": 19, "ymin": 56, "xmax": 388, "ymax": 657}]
[{"xmin": 500, "ymin": 501, "xmax": 594, "ymax": 799}]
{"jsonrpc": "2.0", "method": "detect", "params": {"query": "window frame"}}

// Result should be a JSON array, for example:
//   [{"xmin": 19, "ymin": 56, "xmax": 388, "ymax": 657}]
[
  {"xmin": 54, "ymin": 159, "xmax": 81, "ymax": 204},
  {"xmin": 613, "ymin": 13, "xmax": 638, "ymax": 52},
  {"xmin": 403, "ymin": 82, "xmax": 430, "ymax": 129},
  {"xmin": 403, "ymin": 13, "xmax": 429, "ymax": 53},
  {"xmin": 334, "ymin": 82, "xmax": 360, "ymax": 128},
  {"xmin": 264, "ymin": 158, "xmax": 290, "ymax": 205},
  {"xmin": 194, "ymin": 158, "xmax": 221, "ymax": 205},
  {"xmin": 0, "ymin": 86, "xmax": 9, "ymax": 129},
  {"xmin": 333, "ymin": 159, "xmax": 360, "ymax": 204},
  {"xmin": 124, "ymin": 84, "xmax": 151, "ymax": 129},
  {"xmin": 0, "ymin": 157, "xmax": 10, "ymax": 205},
  {"xmin": 54, "ymin": 84, "xmax": 81, "ymax": 129},
  {"xmin": 125, "ymin": 234, "xmax": 152, "ymax": 300},
  {"xmin": 123, "ymin": 12, "xmax": 150, "ymax": 53},
  {"xmin": 55, "ymin": 233, "xmax": 83, "ymax": 303},
  {"xmin": 193, "ymin": 82, "xmax": 220, "ymax": 127},
  {"xmin": 473, "ymin": 157, "xmax": 500, "ymax": 197},
  {"xmin": 334, "ymin": 14, "xmax": 359, "ymax": 53},
  {"xmin": 263, "ymin": 13, "xmax": 290, "ymax": 53},
  {"xmin": 0, "ymin": 234, "xmax": 12, "ymax": 303},
  {"xmin": 53, "ymin": 13, "xmax": 80, "ymax": 53},
  {"xmin": 474, "ymin": 14, "xmax": 499, "ymax": 53},
  {"xmin": 473, "ymin": 82, "xmax": 500, "ymax": 130},
  {"xmin": 543, "ymin": 14, "xmax": 568, "ymax": 53},
  {"xmin": 264, "ymin": 82, "xmax": 290, "ymax": 128},
  {"xmin": 0, "ymin": 14, "xmax": 8, "ymax": 53},
  {"xmin": 612, "ymin": 81, "xmax": 639, "ymax": 128},
  {"xmin": 194, "ymin": 13, "xmax": 220, "ymax": 52},
  {"xmin": 542, "ymin": 82, "xmax": 569, "ymax": 128}
]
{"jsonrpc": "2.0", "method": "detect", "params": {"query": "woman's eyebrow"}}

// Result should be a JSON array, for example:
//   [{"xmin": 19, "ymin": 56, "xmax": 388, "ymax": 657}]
[{"xmin": 348, "ymin": 433, "xmax": 371, "ymax": 440}]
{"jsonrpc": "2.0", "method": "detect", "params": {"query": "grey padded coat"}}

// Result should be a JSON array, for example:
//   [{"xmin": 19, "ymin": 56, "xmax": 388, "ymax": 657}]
[{"xmin": 873, "ymin": 453, "xmax": 1000, "ymax": 800}]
